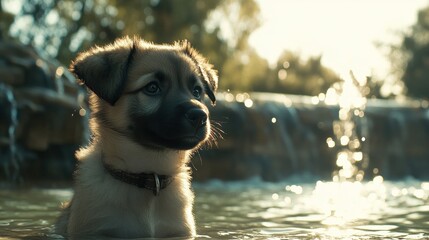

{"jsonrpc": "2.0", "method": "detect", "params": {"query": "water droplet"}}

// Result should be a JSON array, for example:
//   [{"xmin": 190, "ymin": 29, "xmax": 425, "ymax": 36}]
[
  {"xmin": 244, "ymin": 99, "xmax": 253, "ymax": 108},
  {"xmin": 340, "ymin": 136, "xmax": 350, "ymax": 146},
  {"xmin": 282, "ymin": 61, "xmax": 290, "ymax": 69},
  {"xmin": 271, "ymin": 117, "xmax": 277, "ymax": 124},
  {"xmin": 55, "ymin": 67, "xmax": 64, "ymax": 77},
  {"xmin": 373, "ymin": 176, "xmax": 383, "ymax": 184},
  {"xmin": 272, "ymin": 193, "xmax": 279, "ymax": 200},
  {"xmin": 326, "ymin": 137, "xmax": 335, "ymax": 148},
  {"xmin": 311, "ymin": 96, "xmax": 320, "ymax": 105},
  {"xmin": 235, "ymin": 93, "xmax": 245, "ymax": 102},
  {"xmin": 224, "ymin": 93, "xmax": 234, "ymax": 102},
  {"xmin": 353, "ymin": 152, "xmax": 363, "ymax": 161},
  {"xmin": 278, "ymin": 69, "xmax": 287, "ymax": 81},
  {"xmin": 79, "ymin": 108, "xmax": 86, "ymax": 116}
]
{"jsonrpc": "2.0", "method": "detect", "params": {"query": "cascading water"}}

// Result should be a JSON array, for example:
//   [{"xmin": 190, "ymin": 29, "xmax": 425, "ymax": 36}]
[
  {"xmin": 325, "ymin": 71, "xmax": 370, "ymax": 182},
  {"xmin": 0, "ymin": 83, "xmax": 20, "ymax": 181},
  {"xmin": 310, "ymin": 71, "xmax": 386, "ymax": 227}
]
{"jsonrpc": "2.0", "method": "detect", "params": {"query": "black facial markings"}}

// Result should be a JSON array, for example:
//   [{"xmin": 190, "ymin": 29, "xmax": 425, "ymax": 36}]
[
  {"xmin": 154, "ymin": 71, "xmax": 166, "ymax": 82},
  {"xmin": 126, "ymin": 95, "xmax": 209, "ymax": 150},
  {"xmin": 188, "ymin": 75, "xmax": 204, "ymax": 100},
  {"xmin": 180, "ymin": 48, "xmax": 216, "ymax": 105},
  {"xmin": 115, "ymin": 47, "xmax": 212, "ymax": 150}
]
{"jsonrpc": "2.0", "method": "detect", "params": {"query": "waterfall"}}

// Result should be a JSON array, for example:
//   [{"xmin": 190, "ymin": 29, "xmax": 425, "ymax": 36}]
[{"xmin": 0, "ymin": 83, "xmax": 20, "ymax": 181}]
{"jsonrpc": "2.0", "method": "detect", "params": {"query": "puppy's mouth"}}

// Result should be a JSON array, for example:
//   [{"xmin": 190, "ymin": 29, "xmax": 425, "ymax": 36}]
[
  {"xmin": 129, "ymin": 102, "xmax": 210, "ymax": 150},
  {"xmin": 129, "ymin": 122, "xmax": 209, "ymax": 150},
  {"xmin": 160, "ymin": 127, "xmax": 208, "ymax": 150}
]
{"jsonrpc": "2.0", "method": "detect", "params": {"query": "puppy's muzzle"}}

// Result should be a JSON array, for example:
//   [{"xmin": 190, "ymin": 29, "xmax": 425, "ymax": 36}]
[{"xmin": 185, "ymin": 108, "xmax": 207, "ymax": 129}]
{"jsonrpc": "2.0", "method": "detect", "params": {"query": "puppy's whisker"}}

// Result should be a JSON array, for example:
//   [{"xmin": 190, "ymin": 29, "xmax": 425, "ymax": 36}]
[
  {"xmin": 203, "ymin": 120, "xmax": 223, "ymax": 149},
  {"xmin": 190, "ymin": 149, "xmax": 203, "ymax": 170}
]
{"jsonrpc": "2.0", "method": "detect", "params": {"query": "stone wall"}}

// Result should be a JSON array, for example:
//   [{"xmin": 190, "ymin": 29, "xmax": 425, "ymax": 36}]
[
  {"xmin": 0, "ymin": 41, "xmax": 87, "ymax": 181},
  {"xmin": 193, "ymin": 93, "xmax": 429, "ymax": 181}
]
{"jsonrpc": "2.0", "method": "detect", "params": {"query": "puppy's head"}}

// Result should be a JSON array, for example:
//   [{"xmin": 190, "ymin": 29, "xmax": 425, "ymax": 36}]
[{"xmin": 71, "ymin": 36, "xmax": 218, "ymax": 150}]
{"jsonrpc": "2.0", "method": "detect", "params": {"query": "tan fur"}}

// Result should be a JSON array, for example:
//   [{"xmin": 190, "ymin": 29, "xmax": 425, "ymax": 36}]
[{"xmin": 56, "ymin": 36, "xmax": 217, "ymax": 238}]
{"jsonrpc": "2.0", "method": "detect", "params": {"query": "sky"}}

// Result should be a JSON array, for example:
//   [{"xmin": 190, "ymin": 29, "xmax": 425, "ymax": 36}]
[{"xmin": 249, "ymin": 0, "xmax": 429, "ymax": 79}]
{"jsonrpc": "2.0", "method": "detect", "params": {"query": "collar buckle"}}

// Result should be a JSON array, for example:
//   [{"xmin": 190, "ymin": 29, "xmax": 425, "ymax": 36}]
[
  {"xmin": 102, "ymin": 159, "xmax": 171, "ymax": 196},
  {"xmin": 153, "ymin": 173, "xmax": 160, "ymax": 196}
]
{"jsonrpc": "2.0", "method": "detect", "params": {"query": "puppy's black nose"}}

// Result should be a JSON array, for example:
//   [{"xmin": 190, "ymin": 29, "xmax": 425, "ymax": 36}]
[{"xmin": 185, "ymin": 109, "xmax": 207, "ymax": 128}]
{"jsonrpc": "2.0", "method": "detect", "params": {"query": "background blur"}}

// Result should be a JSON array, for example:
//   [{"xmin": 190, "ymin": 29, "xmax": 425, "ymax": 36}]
[
  {"xmin": 2, "ymin": 0, "xmax": 429, "ymax": 99},
  {"xmin": 1, "ymin": 0, "xmax": 429, "ymax": 182}
]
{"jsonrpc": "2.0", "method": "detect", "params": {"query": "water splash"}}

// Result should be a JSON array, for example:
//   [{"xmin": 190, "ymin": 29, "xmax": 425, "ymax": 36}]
[
  {"xmin": 325, "ymin": 71, "xmax": 369, "ymax": 182},
  {"xmin": 0, "ymin": 83, "xmax": 20, "ymax": 181},
  {"xmin": 309, "ymin": 71, "xmax": 386, "ymax": 227}
]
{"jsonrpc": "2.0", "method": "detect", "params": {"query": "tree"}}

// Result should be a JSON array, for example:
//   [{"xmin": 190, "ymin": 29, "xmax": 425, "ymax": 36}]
[
  {"xmin": 0, "ymin": 0, "xmax": 17, "ymax": 40},
  {"xmin": 6, "ymin": 0, "xmax": 343, "ymax": 96},
  {"xmin": 246, "ymin": 51, "xmax": 341, "ymax": 96},
  {"xmin": 7, "ymin": 0, "xmax": 258, "ymax": 77},
  {"xmin": 220, "ymin": 47, "xmax": 271, "ymax": 91},
  {"xmin": 394, "ymin": 5, "xmax": 429, "ymax": 99}
]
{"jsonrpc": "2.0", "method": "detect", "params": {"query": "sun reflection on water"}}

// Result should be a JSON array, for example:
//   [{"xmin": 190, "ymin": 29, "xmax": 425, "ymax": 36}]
[
  {"xmin": 326, "ymin": 71, "xmax": 370, "ymax": 182},
  {"xmin": 310, "ymin": 178, "xmax": 387, "ymax": 227},
  {"xmin": 308, "ymin": 71, "xmax": 386, "ymax": 229}
]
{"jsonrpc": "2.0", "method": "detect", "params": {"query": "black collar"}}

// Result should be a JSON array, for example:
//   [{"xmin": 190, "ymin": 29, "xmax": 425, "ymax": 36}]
[{"xmin": 102, "ymin": 161, "xmax": 172, "ymax": 196}]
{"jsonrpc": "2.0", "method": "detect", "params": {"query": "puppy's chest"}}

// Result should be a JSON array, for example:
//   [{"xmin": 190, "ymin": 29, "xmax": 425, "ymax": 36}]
[
  {"xmin": 101, "ymin": 194, "xmax": 162, "ymax": 236},
  {"xmin": 103, "ymin": 188, "xmax": 187, "ymax": 236}
]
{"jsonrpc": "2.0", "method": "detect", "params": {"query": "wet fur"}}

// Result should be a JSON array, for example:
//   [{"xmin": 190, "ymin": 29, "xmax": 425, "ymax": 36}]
[{"xmin": 55, "ymin": 36, "xmax": 217, "ymax": 238}]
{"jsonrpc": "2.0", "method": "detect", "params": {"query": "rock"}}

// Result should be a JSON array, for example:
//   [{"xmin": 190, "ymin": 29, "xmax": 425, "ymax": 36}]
[
  {"xmin": 0, "ymin": 41, "xmax": 87, "ymax": 181},
  {"xmin": 193, "ymin": 93, "xmax": 429, "ymax": 181}
]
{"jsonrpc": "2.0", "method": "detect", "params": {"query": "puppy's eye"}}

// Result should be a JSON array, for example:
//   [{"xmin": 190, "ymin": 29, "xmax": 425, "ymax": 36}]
[
  {"xmin": 192, "ymin": 86, "xmax": 202, "ymax": 99},
  {"xmin": 143, "ymin": 82, "xmax": 161, "ymax": 96}
]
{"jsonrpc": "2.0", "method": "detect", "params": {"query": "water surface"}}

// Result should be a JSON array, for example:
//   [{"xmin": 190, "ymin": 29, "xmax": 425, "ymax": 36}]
[{"xmin": 0, "ymin": 178, "xmax": 428, "ymax": 239}]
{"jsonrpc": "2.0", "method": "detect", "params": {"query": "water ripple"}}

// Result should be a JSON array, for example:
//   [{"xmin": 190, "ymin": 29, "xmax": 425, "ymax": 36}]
[{"xmin": 0, "ymin": 180, "xmax": 428, "ymax": 239}]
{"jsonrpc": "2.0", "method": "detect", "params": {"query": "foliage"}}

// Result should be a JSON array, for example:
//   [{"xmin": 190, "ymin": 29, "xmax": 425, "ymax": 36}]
[
  {"xmin": 394, "ymin": 5, "xmax": 429, "ymax": 99},
  {"xmin": 222, "ymin": 50, "xmax": 341, "ymax": 95},
  {"xmin": 5, "ymin": 0, "xmax": 342, "ymax": 96},
  {"xmin": 266, "ymin": 51, "xmax": 341, "ymax": 96},
  {"xmin": 0, "ymin": 1, "xmax": 14, "ymax": 40}
]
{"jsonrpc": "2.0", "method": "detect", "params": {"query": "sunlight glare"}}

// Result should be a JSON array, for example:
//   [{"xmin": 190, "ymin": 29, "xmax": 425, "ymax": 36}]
[
  {"xmin": 285, "ymin": 185, "xmax": 303, "ymax": 195},
  {"xmin": 79, "ymin": 108, "xmax": 86, "ymax": 116},
  {"xmin": 310, "ymin": 180, "xmax": 387, "ymax": 227},
  {"xmin": 244, "ymin": 99, "xmax": 254, "ymax": 108},
  {"xmin": 224, "ymin": 92, "xmax": 234, "ymax": 102},
  {"xmin": 311, "ymin": 96, "xmax": 320, "ymax": 105},
  {"xmin": 235, "ymin": 93, "xmax": 245, "ymax": 102},
  {"xmin": 340, "ymin": 136, "xmax": 350, "ymax": 146},
  {"xmin": 324, "ymin": 87, "xmax": 338, "ymax": 105},
  {"xmin": 326, "ymin": 137, "xmax": 335, "ymax": 148},
  {"xmin": 271, "ymin": 193, "xmax": 279, "ymax": 200},
  {"xmin": 271, "ymin": 117, "xmax": 277, "ymax": 124},
  {"xmin": 353, "ymin": 152, "xmax": 363, "ymax": 161}
]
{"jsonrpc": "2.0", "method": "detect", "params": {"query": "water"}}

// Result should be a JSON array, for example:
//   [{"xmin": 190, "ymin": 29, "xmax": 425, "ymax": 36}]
[
  {"xmin": 0, "ymin": 83, "xmax": 20, "ymax": 182},
  {"xmin": 0, "ymin": 178, "xmax": 428, "ymax": 239},
  {"xmin": 323, "ymin": 71, "xmax": 370, "ymax": 182}
]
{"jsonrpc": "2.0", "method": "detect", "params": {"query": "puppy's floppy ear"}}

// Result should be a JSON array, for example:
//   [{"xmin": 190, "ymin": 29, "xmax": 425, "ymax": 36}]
[
  {"xmin": 70, "ymin": 37, "xmax": 137, "ymax": 105},
  {"xmin": 179, "ymin": 40, "xmax": 218, "ymax": 105},
  {"xmin": 199, "ymin": 64, "xmax": 218, "ymax": 106}
]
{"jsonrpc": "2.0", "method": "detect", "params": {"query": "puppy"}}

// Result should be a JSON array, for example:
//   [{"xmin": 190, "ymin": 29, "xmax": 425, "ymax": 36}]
[{"xmin": 55, "ymin": 36, "xmax": 218, "ymax": 238}]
